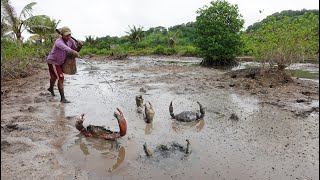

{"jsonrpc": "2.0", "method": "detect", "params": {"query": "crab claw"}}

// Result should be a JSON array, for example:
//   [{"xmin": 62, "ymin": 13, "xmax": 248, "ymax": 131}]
[
  {"xmin": 80, "ymin": 113, "xmax": 85, "ymax": 120},
  {"xmin": 186, "ymin": 139, "xmax": 191, "ymax": 154},
  {"xmin": 143, "ymin": 142, "xmax": 153, "ymax": 157},
  {"xmin": 197, "ymin": 102, "xmax": 205, "ymax": 119},
  {"xmin": 114, "ymin": 108, "xmax": 123, "ymax": 117},
  {"xmin": 75, "ymin": 113, "xmax": 86, "ymax": 131},
  {"xmin": 169, "ymin": 101, "xmax": 174, "ymax": 118},
  {"xmin": 145, "ymin": 101, "xmax": 155, "ymax": 123},
  {"xmin": 114, "ymin": 108, "xmax": 127, "ymax": 137}
]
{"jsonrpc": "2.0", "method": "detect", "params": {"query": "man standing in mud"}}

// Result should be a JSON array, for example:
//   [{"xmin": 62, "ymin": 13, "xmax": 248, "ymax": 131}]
[{"xmin": 46, "ymin": 26, "xmax": 82, "ymax": 103}]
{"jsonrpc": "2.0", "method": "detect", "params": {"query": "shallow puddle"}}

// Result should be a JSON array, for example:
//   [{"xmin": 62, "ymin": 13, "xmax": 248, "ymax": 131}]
[{"xmin": 289, "ymin": 69, "xmax": 319, "ymax": 80}]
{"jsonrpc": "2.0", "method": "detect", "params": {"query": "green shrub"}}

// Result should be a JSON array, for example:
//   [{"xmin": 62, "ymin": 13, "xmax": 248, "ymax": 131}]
[
  {"xmin": 96, "ymin": 48, "xmax": 110, "ymax": 55},
  {"xmin": 153, "ymin": 45, "xmax": 166, "ymax": 55},
  {"xmin": 176, "ymin": 46, "xmax": 198, "ymax": 56},
  {"xmin": 1, "ymin": 39, "xmax": 48, "ymax": 79},
  {"xmin": 164, "ymin": 48, "xmax": 176, "ymax": 55},
  {"xmin": 195, "ymin": 0, "xmax": 244, "ymax": 65},
  {"xmin": 79, "ymin": 47, "xmax": 99, "ymax": 56}
]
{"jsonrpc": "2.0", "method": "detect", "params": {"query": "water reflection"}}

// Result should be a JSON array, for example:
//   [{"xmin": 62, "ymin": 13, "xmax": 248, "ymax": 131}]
[
  {"xmin": 195, "ymin": 119, "xmax": 205, "ymax": 132},
  {"xmin": 289, "ymin": 69, "xmax": 319, "ymax": 80},
  {"xmin": 108, "ymin": 145, "xmax": 125, "ymax": 172},
  {"xmin": 144, "ymin": 123, "xmax": 153, "ymax": 135},
  {"xmin": 73, "ymin": 136, "xmax": 126, "ymax": 172},
  {"xmin": 52, "ymin": 104, "xmax": 67, "ymax": 150},
  {"xmin": 52, "ymin": 103, "xmax": 67, "ymax": 125},
  {"xmin": 79, "ymin": 138, "xmax": 89, "ymax": 156},
  {"xmin": 171, "ymin": 119, "xmax": 205, "ymax": 132}
]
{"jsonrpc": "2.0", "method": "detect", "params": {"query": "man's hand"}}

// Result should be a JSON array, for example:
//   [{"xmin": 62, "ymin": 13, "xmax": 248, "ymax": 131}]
[
  {"xmin": 76, "ymin": 40, "xmax": 83, "ymax": 47},
  {"xmin": 73, "ymin": 50, "xmax": 81, "ymax": 58}
]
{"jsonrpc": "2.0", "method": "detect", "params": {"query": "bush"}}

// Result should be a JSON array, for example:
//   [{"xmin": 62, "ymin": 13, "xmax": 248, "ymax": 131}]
[
  {"xmin": 176, "ymin": 46, "xmax": 198, "ymax": 56},
  {"xmin": 153, "ymin": 45, "xmax": 166, "ymax": 55},
  {"xmin": 1, "ymin": 39, "xmax": 48, "ymax": 79},
  {"xmin": 195, "ymin": 0, "xmax": 244, "ymax": 65}
]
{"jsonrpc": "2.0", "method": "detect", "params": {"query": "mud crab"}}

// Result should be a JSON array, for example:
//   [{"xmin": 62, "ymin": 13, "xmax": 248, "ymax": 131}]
[
  {"xmin": 75, "ymin": 108, "xmax": 127, "ymax": 140},
  {"xmin": 143, "ymin": 139, "xmax": 191, "ymax": 157},
  {"xmin": 169, "ymin": 101, "xmax": 205, "ymax": 122}
]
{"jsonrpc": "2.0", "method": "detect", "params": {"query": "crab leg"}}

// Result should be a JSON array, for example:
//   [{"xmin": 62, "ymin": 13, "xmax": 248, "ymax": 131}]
[{"xmin": 75, "ymin": 114, "xmax": 93, "ymax": 137}]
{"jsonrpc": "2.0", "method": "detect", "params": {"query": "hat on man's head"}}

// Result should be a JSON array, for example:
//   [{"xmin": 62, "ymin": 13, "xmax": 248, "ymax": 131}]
[{"xmin": 59, "ymin": 26, "xmax": 72, "ymax": 36}]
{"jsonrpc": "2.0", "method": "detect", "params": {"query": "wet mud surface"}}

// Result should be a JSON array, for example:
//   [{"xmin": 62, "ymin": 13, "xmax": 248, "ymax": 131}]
[{"xmin": 1, "ymin": 56, "xmax": 319, "ymax": 179}]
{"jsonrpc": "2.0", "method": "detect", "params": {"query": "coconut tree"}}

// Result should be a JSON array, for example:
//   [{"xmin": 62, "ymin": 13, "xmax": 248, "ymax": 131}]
[
  {"xmin": 25, "ymin": 15, "xmax": 60, "ymax": 44},
  {"xmin": 1, "ymin": 16, "xmax": 7, "ymax": 35},
  {"xmin": 167, "ymin": 30, "xmax": 179, "ymax": 48},
  {"xmin": 1, "ymin": 0, "xmax": 36, "ymax": 42},
  {"xmin": 126, "ymin": 25, "xmax": 144, "ymax": 48},
  {"xmin": 85, "ymin": 35, "xmax": 95, "ymax": 47}
]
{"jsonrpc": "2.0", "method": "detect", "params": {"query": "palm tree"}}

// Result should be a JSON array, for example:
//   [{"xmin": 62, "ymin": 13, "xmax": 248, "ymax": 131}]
[
  {"xmin": 1, "ymin": 0, "xmax": 36, "ymax": 42},
  {"xmin": 126, "ymin": 25, "xmax": 144, "ymax": 48},
  {"xmin": 1, "ymin": 16, "xmax": 10, "ymax": 37},
  {"xmin": 85, "ymin": 35, "xmax": 95, "ymax": 47},
  {"xmin": 167, "ymin": 31, "xmax": 179, "ymax": 48},
  {"xmin": 25, "ymin": 15, "xmax": 60, "ymax": 43}
]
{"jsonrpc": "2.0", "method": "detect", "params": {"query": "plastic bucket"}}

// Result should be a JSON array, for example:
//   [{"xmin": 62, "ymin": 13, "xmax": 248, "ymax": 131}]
[{"xmin": 62, "ymin": 57, "xmax": 77, "ymax": 75}]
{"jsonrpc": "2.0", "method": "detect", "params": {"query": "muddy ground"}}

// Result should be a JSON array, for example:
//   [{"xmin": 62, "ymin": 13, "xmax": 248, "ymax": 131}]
[{"xmin": 1, "ymin": 56, "xmax": 319, "ymax": 180}]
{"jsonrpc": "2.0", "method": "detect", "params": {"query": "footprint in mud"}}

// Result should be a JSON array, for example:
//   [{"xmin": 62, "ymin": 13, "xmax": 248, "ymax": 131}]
[
  {"xmin": 19, "ymin": 106, "xmax": 37, "ymax": 113},
  {"xmin": 39, "ymin": 92, "xmax": 51, "ymax": 96},
  {"xmin": 21, "ymin": 97, "xmax": 33, "ymax": 104},
  {"xmin": 2, "ymin": 123, "xmax": 31, "ymax": 132},
  {"xmin": 34, "ymin": 96, "xmax": 45, "ymax": 103},
  {"xmin": 1, "ymin": 140, "xmax": 32, "ymax": 154},
  {"xmin": 12, "ymin": 115, "xmax": 34, "ymax": 122}
]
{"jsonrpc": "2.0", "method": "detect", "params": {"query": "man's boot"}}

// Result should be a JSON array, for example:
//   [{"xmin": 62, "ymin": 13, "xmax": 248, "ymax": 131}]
[
  {"xmin": 47, "ymin": 79, "xmax": 56, "ymax": 96},
  {"xmin": 59, "ymin": 88, "xmax": 71, "ymax": 103}
]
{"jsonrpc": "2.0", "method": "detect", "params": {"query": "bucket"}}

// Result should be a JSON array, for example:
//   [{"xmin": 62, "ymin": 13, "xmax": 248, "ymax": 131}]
[{"xmin": 62, "ymin": 57, "xmax": 77, "ymax": 75}]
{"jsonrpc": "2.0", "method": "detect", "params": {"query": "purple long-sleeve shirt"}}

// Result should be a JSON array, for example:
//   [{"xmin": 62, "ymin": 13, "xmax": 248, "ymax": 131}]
[{"xmin": 47, "ymin": 38, "xmax": 77, "ymax": 65}]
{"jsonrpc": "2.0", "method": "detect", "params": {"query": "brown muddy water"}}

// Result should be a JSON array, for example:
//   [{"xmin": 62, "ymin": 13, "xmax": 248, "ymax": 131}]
[{"xmin": 59, "ymin": 56, "xmax": 318, "ymax": 180}]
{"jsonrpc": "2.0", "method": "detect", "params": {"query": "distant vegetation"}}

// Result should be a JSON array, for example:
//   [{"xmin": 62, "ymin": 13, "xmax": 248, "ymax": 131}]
[
  {"xmin": 81, "ymin": 22, "xmax": 199, "ymax": 57},
  {"xmin": 80, "ymin": 7, "xmax": 319, "ymax": 69},
  {"xmin": 1, "ymin": 0, "xmax": 319, "ymax": 79},
  {"xmin": 242, "ymin": 9, "xmax": 319, "ymax": 69},
  {"xmin": 246, "ymin": 9, "xmax": 319, "ymax": 32}
]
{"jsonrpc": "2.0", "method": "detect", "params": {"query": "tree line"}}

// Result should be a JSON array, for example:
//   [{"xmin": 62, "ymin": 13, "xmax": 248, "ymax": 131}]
[{"xmin": 1, "ymin": 0, "xmax": 319, "ymax": 79}]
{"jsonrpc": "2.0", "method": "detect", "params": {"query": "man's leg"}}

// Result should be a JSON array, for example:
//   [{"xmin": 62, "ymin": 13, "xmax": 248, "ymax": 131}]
[
  {"xmin": 55, "ymin": 65, "xmax": 71, "ymax": 103},
  {"xmin": 47, "ymin": 64, "xmax": 56, "ymax": 96},
  {"xmin": 58, "ymin": 79, "xmax": 70, "ymax": 103},
  {"xmin": 51, "ymin": 64, "xmax": 70, "ymax": 103}
]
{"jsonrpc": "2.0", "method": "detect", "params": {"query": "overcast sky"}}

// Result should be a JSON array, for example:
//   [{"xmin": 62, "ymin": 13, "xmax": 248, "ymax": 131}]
[{"xmin": 10, "ymin": 0, "xmax": 319, "ymax": 40}]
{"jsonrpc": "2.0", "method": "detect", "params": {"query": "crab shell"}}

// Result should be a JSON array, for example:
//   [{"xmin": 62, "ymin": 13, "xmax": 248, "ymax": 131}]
[{"xmin": 169, "ymin": 101, "xmax": 205, "ymax": 122}]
